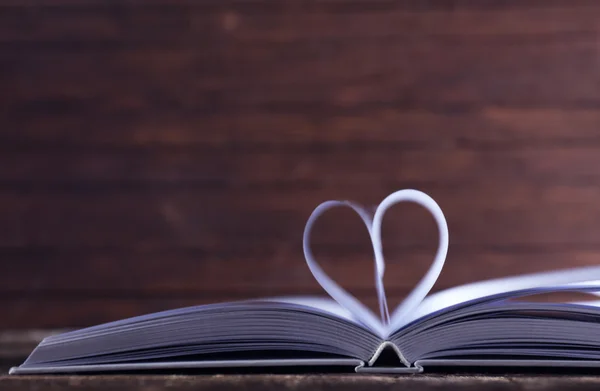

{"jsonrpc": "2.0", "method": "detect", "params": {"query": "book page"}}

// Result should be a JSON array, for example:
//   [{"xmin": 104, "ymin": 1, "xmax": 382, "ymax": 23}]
[
  {"xmin": 373, "ymin": 189, "xmax": 449, "ymax": 326},
  {"xmin": 394, "ymin": 265, "xmax": 600, "ymax": 328},
  {"xmin": 303, "ymin": 199, "xmax": 386, "ymax": 337},
  {"xmin": 302, "ymin": 189, "xmax": 450, "ymax": 338},
  {"xmin": 262, "ymin": 296, "xmax": 358, "ymax": 324}
]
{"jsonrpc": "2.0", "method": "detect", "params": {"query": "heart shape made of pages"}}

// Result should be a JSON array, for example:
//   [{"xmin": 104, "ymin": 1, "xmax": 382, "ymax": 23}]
[{"xmin": 303, "ymin": 189, "xmax": 449, "ymax": 337}]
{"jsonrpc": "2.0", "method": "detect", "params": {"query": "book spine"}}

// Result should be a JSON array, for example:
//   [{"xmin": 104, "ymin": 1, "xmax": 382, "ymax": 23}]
[{"xmin": 354, "ymin": 341, "xmax": 423, "ymax": 373}]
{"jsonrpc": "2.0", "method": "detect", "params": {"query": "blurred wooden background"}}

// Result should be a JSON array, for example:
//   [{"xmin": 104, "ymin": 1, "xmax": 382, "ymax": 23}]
[{"xmin": 2, "ymin": 0, "xmax": 600, "ymax": 329}]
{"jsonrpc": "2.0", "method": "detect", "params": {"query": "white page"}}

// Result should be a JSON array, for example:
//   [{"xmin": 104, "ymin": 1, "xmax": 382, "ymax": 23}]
[
  {"xmin": 372, "ymin": 189, "xmax": 449, "ymax": 327},
  {"xmin": 302, "ymin": 200, "xmax": 386, "ymax": 337},
  {"xmin": 262, "ymin": 296, "xmax": 358, "ymax": 324},
  {"xmin": 393, "ymin": 265, "xmax": 600, "ymax": 329},
  {"xmin": 302, "ymin": 189, "xmax": 450, "ymax": 338}
]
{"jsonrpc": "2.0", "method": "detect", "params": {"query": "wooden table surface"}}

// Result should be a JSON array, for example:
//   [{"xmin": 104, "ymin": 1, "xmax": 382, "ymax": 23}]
[
  {"xmin": 3, "ymin": 353, "xmax": 600, "ymax": 391},
  {"xmin": 4, "ymin": 354, "xmax": 600, "ymax": 390},
  {"xmin": 4, "ymin": 371, "xmax": 600, "ymax": 391}
]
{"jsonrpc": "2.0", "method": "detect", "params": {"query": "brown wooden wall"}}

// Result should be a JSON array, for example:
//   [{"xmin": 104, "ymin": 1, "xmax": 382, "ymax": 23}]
[{"xmin": 3, "ymin": 0, "xmax": 600, "ymax": 329}]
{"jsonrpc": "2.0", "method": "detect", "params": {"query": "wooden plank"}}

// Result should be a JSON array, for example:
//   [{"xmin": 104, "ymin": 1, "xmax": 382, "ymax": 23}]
[
  {"xmin": 1, "ymin": 4, "xmax": 600, "ymax": 44},
  {"xmin": 0, "ymin": 0, "xmax": 597, "ymax": 10},
  {"xmin": 1, "ymin": 183, "xmax": 600, "ymax": 248},
  {"xmin": 3, "ymin": 3, "xmax": 600, "ymax": 148},
  {"xmin": 1, "ymin": 247, "xmax": 599, "ymax": 295},
  {"xmin": 2, "ymin": 147, "xmax": 600, "ymax": 187},
  {"xmin": 1, "ymin": 0, "xmax": 599, "ymax": 5},
  {"xmin": 2, "ymin": 39, "xmax": 600, "ymax": 116},
  {"xmin": 3, "ymin": 108, "xmax": 600, "ymax": 148},
  {"xmin": 3, "ymin": 373, "xmax": 600, "ymax": 391}
]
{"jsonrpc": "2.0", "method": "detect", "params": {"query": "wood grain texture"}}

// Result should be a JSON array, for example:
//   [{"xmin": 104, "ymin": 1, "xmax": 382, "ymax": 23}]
[
  {"xmin": 3, "ymin": 0, "xmax": 600, "ymax": 329},
  {"xmin": 5, "ymin": 374, "xmax": 600, "ymax": 391},
  {"xmin": 3, "ymin": 184, "xmax": 600, "ymax": 247},
  {"xmin": 4, "ymin": 109, "xmax": 600, "ymax": 148},
  {"xmin": 4, "ymin": 148, "xmax": 600, "ymax": 185},
  {"xmin": 6, "ymin": 248, "xmax": 600, "ymax": 294}
]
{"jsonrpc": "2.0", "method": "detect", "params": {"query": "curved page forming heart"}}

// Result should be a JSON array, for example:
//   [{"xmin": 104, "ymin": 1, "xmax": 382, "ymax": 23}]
[
  {"xmin": 303, "ymin": 200, "xmax": 386, "ymax": 336},
  {"xmin": 372, "ymin": 189, "xmax": 449, "ymax": 325},
  {"xmin": 302, "ymin": 189, "xmax": 449, "ymax": 338}
]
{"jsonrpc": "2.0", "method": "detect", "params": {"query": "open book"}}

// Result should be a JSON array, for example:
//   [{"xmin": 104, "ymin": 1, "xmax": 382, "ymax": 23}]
[{"xmin": 11, "ymin": 189, "xmax": 600, "ymax": 375}]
